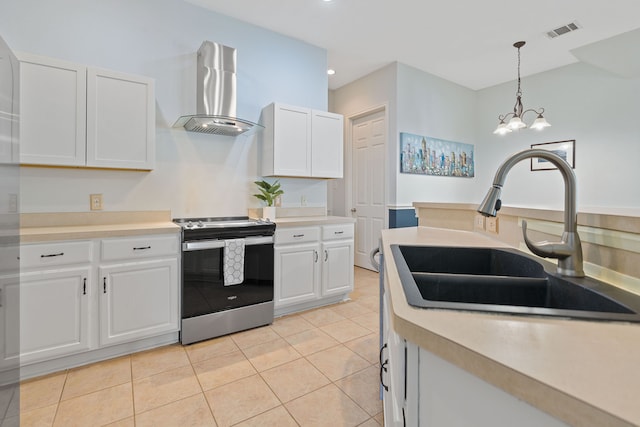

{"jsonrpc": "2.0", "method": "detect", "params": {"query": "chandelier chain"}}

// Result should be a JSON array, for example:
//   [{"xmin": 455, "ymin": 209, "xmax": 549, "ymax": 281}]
[{"xmin": 516, "ymin": 45, "xmax": 522, "ymax": 97}]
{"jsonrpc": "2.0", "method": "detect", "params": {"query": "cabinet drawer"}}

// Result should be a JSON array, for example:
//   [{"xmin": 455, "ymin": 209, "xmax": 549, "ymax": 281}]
[
  {"xmin": 322, "ymin": 224, "xmax": 354, "ymax": 240},
  {"xmin": 275, "ymin": 227, "xmax": 320, "ymax": 245},
  {"xmin": 20, "ymin": 241, "xmax": 93, "ymax": 269},
  {"xmin": 101, "ymin": 234, "xmax": 179, "ymax": 261}
]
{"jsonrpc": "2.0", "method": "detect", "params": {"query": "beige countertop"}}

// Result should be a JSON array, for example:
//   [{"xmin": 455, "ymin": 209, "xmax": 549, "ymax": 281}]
[
  {"xmin": 20, "ymin": 211, "xmax": 180, "ymax": 243},
  {"xmin": 382, "ymin": 226, "xmax": 640, "ymax": 427},
  {"xmin": 273, "ymin": 215, "xmax": 356, "ymax": 227}
]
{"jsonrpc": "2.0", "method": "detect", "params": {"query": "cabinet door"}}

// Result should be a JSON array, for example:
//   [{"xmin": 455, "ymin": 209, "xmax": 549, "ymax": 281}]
[
  {"xmin": 272, "ymin": 104, "xmax": 312, "ymax": 177},
  {"xmin": 86, "ymin": 67, "xmax": 155, "ymax": 170},
  {"xmin": 99, "ymin": 258, "xmax": 178, "ymax": 346},
  {"xmin": 274, "ymin": 243, "xmax": 320, "ymax": 307},
  {"xmin": 18, "ymin": 53, "xmax": 87, "ymax": 166},
  {"xmin": 321, "ymin": 240, "xmax": 354, "ymax": 297},
  {"xmin": 0, "ymin": 267, "xmax": 91, "ymax": 368},
  {"xmin": 381, "ymin": 290, "xmax": 407, "ymax": 427},
  {"xmin": 0, "ymin": 45, "xmax": 19, "ymax": 164},
  {"xmin": 311, "ymin": 110, "xmax": 344, "ymax": 178}
]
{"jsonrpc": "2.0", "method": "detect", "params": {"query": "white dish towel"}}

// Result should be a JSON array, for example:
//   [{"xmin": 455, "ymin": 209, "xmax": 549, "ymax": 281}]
[{"xmin": 223, "ymin": 238, "xmax": 245, "ymax": 286}]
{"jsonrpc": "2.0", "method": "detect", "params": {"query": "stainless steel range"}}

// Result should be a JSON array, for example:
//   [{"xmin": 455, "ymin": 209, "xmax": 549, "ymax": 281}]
[{"xmin": 174, "ymin": 216, "xmax": 276, "ymax": 345}]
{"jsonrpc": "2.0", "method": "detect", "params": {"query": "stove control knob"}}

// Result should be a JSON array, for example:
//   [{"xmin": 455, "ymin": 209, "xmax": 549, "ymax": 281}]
[
  {"xmin": 197, "ymin": 221, "xmax": 204, "ymax": 228},
  {"xmin": 186, "ymin": 221, "xmax": 193, "ymax": 229}
]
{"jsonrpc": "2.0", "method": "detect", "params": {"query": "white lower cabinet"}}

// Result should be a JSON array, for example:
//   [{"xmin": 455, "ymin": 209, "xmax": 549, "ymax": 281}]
[
  {"xmin": 99, "ymin": 258, "xmax": 178, "ymax": 346},
  {"xmin": 98, "ymin": 234, "xmax": 179, "ymax": 346},
  {"xmin": 274, "ymin": 223, "xmax": 354, "ymax": 315},
  {"xmin": 418, "ymin": 349, "xmax": 569, "ymax": 427},
  {"xmin": 1, "ymin": 267, "xmax": 91, "ymax": 368},
  {"xmin": 321, "ymin": 224, "xmax": 354, "ymax": 297},
  {"xmin": 0, "ymin": 234, "xmax": 179, "ymax": 376},
  {"xmin": 274, "ymin": 242, "xmax": 320, "ymax": 307},
  {"xmin": 381, "ymin": 289, "xmax": 418, "ymax": 427}
]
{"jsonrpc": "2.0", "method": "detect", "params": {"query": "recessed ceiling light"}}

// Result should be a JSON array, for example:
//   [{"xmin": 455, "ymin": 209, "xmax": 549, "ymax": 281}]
[{"xmin": 327, "ymin": 69, "xmax": 336, "ymax": 75}]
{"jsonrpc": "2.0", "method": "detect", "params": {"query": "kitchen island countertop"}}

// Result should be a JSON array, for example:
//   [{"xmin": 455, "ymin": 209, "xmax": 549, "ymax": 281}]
[{"xmin": 383, "ymin": 226, "xmax": 640, "ymax": 427}]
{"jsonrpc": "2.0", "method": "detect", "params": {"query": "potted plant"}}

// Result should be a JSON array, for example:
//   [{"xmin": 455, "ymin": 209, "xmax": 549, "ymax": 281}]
[{"xmin": 253, "ymin": 179, "xmax": 284, "ymax": 219}]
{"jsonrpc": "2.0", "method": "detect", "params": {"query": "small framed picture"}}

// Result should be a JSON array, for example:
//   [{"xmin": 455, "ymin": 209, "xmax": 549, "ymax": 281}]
[{"xmin": 531, "ymin": 140, "xmax": 575, "ymax": 171}]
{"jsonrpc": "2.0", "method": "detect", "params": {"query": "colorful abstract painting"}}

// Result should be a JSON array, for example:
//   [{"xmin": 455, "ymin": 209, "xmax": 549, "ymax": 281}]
[{"xmin": 400, "ymin": 132, "xmax": 474, "ymax": 177}]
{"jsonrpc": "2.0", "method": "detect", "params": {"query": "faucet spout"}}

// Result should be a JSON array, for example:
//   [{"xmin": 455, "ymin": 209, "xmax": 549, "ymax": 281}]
[{"xmin": 477, "ymin": 149, "xmax": 584, "ymax": 277}]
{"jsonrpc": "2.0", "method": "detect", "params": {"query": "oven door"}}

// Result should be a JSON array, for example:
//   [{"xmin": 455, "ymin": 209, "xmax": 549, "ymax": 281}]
[{"xmin": 181, "ymin": 236, "xmax": 274, "ymax": 319}]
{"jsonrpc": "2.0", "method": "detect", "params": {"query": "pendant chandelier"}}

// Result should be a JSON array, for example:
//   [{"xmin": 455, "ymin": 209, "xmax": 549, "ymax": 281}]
[{"xmin": 494, "ymin": 41, "xmax": 551, "ymax": 135}]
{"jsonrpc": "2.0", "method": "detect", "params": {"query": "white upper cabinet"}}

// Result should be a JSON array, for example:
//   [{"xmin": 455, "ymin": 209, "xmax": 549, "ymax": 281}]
[
  {"xmin": 18, "ymin": 53, "xmax": 155, "ymax": 170},
  {"xmin": 86, "ymin": 67, "xmax": 155, "ymax": 169},
  {"xmin": 261, "ymin": 102, "xmax": 344, "ymax": 178},
  {"xmin": 0, "ymin": 46, "xmax": 20, "ymax": 164},
  {"xmin": 19, "ymin": 54, "xmax": 87, "ymax": 166},
  {"xmin": 311, "ymin": 110, "xmax": 344, "ymax": 178}
]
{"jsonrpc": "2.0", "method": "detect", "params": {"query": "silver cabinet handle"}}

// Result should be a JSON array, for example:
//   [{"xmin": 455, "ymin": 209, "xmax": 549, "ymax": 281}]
[
  {"xmin": 293, "ymin": 234, "xmax": 304, "ymax": 238},
  {"xmin": 334, "ymin": 231, "xmax": 344, "ymax": 235},
  {"xmin": 133, "ymin": 246, "xmax": 151, "ymax": 251},
  {"xmin": 314, "ymin": 250, "xmax": 318, "ymax": 262},
  {"xmin": 351, "ymin": 208, "xmax": 356, "ymax": 213},
  {"xmin": 324, "ymin": 250, "xmax": 328, "ymax": 262},
  {"xmin": 103, "ymin": 277, "xmax": 107, "ymax": 294}
]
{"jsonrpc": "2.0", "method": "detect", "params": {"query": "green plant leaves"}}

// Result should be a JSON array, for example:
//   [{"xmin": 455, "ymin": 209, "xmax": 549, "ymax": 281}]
[{"xmin": 253, "ymin": 179, "xmax": 284, "ymax": 207}]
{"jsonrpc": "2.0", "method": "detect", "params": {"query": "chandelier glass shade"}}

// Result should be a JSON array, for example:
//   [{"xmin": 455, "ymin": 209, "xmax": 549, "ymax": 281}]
[{"xmin": 494, "ymin": 41, "xmax": 551, "ymax": 135}]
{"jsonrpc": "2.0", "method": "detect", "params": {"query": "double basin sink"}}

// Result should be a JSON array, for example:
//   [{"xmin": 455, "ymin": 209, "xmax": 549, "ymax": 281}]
[{"xmin": 392, "ymin": 245, "xmax": 640, "ymax": 322}]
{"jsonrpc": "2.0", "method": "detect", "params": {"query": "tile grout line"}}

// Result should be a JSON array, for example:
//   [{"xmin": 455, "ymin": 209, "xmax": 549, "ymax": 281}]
[
  {"xmin": 129, "ymin": 354, "xmax": 136, "ymax": 425},
  {"xmin": 49, "ymin": 369, "xmax": 68, "ymax": 427},
  {"xmin": 186, "ymin": 353, "xmax": 219, "ymax": 426}
]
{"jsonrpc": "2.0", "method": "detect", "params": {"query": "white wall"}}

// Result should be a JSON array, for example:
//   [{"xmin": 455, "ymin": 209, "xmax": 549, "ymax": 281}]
[
  {"xmin": 1, "ymin": 0, "xmax": 329, "ymax": 216},
  {"xmin": 395, "ymin": 63, "xmax": 478, "ymax": 206},
  {"xmin": 476, "ymin": 62, "xmax": 640, "ymax": 212},
  {"xmin": 329, "ymin": 63, "xmax": 397, "ymax": 216}
]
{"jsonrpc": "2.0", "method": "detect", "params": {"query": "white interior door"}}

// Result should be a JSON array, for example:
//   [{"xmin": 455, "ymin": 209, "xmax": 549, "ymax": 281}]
[{"xmin": 351, "ymin": 110, "xmax": 386, "ymax": 270}]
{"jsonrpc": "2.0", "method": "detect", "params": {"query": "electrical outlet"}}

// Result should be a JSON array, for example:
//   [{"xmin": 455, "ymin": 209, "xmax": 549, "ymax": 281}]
[
  {"xmin": 8, "ymin": 193, "xmax": 18, "ymax": 213},
  {"xmin": 486, "ymin": 216, "xmax": 499, "ymax": 233},
  {"xmin": 474, "ymin": 214, "xmax": 485, "ymax": 230},
  {"xmin": 90, "ymin": 194, "xmax": 103, "ymax": 211}
]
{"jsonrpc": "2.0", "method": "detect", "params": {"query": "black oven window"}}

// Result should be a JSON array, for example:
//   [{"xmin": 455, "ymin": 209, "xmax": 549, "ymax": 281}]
[{"xmin": 182, "ymin": 244, "xmax": 274, "ymax": 319}]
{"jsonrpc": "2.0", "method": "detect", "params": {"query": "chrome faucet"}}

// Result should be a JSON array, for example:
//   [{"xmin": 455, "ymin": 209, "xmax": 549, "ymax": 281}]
[{"xmin": 477, "ymin": 149, "xmax": 584, "ymax": 277}]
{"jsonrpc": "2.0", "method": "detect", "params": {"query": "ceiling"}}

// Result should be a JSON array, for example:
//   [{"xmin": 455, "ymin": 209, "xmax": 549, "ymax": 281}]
[{"xmin": 184, "ymin": 0, "xmax": 640, "ymax": 91}]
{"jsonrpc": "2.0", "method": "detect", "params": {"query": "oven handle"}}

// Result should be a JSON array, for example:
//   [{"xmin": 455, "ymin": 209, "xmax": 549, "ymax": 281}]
[{"xmin": 182, "ymin": 236, "xmax": 274, "ymax": 251}]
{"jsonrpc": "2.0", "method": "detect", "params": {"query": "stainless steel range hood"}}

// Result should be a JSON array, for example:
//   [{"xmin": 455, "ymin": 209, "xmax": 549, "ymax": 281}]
[{"xmin": 173, "ymin": 41, "xmax": 261, "ymax": 136}]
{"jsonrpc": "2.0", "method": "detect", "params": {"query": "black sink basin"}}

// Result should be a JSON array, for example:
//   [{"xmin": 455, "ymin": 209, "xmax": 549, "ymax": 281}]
[{"xmin": 392, "ymin": 245, "xmax": 640, "ymax": 322}]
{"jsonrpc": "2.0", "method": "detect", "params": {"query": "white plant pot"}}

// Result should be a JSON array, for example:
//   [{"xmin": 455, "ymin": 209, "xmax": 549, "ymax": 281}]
[{"xmin": 262, "ymin": 206, "xmax": 276, "ymax": 220}]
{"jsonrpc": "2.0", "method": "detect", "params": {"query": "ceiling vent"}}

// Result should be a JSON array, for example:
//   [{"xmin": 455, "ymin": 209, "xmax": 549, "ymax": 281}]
[{"xmin": 546, "ymin": 21, "xmax": 581, "ymax": 39}]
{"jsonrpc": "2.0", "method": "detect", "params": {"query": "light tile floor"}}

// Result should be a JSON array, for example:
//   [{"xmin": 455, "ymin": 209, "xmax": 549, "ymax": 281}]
[{"xmin": 15, "ymin": 267, "xmax": 382, "ymax": 427}]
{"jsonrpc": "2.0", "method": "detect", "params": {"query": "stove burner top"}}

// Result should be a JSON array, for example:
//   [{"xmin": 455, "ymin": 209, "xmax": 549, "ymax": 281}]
[
  {"xmin": 174, "ymin": 216, "xmax": 272, "ymax": 230},
  {"xmin": 173, "ymin": 216, "xmax": 276, "ymax": 241}
]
